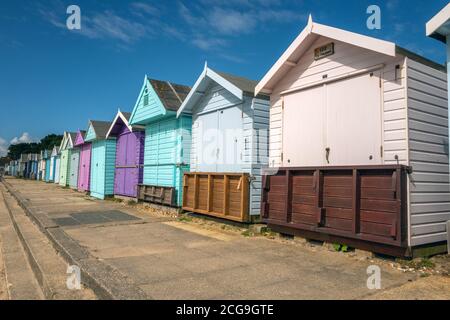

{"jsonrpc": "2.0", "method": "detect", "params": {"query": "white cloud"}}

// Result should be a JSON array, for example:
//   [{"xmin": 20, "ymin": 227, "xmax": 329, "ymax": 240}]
[
  {"xmin": 191, "ymin": 37, "xmax": 228, "ymax": 50},
  {"xmin": 208, "ymin": 8, "xmax": 256, "ymax": 35},
  {"xmin": 10, "ymin": 132, "xmax": 34, "ymax": 145},
  {"xmin": 0, "ymin": 137, "xmax": 8, "ymax": 157},
  {"xmin": 179, "ymin": 2, "xmax": 305, "ymax": 36},
  {"xmin": 130, "ymin": 2, "xmax": 160, "ymax": 17}
]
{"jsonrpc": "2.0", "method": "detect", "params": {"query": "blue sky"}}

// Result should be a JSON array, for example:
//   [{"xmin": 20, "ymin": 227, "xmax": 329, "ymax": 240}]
[{"xmin": 0, "ymin": 0, "xmax": 448, "ymax": 156}]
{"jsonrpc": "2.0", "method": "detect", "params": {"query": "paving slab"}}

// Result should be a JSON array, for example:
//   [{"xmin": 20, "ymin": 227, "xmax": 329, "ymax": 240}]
[
  {"xmin": 4, "ymin": 178, "xmax": 449, "ymax": 300},
  {"xmin": 0, "ymin": 189, "xmax": 43, "ymax": 300}
]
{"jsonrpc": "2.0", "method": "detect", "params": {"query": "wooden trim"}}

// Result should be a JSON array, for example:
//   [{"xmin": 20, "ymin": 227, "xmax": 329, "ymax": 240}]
[
  {"xmin": 352, "ymin": 169, "xmax": 360, "ymax": 234},
  {"xmin": 207, "ymin": 174, "xmax": 213, "ymax": 212},
  {"xmin": 223, "ymin": 175, "xmax": 229, "ymax": 216}
]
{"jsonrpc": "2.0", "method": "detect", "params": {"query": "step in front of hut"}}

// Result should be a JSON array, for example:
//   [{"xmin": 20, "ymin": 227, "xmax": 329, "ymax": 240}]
[
  {"xmin": 182, "ymin": 172, "xmax": 250, "ymax": 223},
  {"xmin": 261, "ymin": 165, "xmax": 410, "ymax": 257}
]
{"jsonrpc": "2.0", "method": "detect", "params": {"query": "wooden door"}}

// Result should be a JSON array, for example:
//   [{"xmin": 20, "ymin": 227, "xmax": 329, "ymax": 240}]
[
  {"xmin": 326, "ymin": 72, "xmax": 382, "ymax": 165},
  {"xmin": 124, "ymin": 133, "xmax": 139, "ymax": 197},
  {"xmin": 283, "ymin": 85, "xmax": 326, "ymax": 166},
  {"xmin": 69, "ymin": 150, "xmax": 80, "ymax": 187},
  {"xmin": 217, "ymin": 106, "xmax": 243, "ymax": 173},
  {"xmin": 114, "ymin": 133, "xmax": 127, "ymax": 196},
  {"xmin": 196, "ymin": 111, "xmax": 219, "ymax": 172}
]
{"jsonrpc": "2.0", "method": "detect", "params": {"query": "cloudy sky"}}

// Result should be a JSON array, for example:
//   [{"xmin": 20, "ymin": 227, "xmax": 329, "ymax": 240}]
[{"xmin": 0, "ymin": 0, "xmax": 448, "ymax": 156}]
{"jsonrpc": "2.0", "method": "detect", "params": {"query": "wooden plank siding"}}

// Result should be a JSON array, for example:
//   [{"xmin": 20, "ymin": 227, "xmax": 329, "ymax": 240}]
[
  {"xmin": 268, "ymin": 36, "xmax": 409, "ymax": 168},
  {"xmin": 183, "ymin": 172, "xmax": 250, "ymax": 222},
  {"xmin": 142, "ymin": 115, "xmax": 192, "ymax": 206},
  {"xmin": 407, "ymin": 58, "xmax": 450, "ymax": 246}
]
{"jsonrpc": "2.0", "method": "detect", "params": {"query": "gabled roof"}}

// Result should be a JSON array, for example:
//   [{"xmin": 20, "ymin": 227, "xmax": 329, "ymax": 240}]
[
  {"xmin": 74, "ymin": 129, "xmax": 87, "ymax": 146},
  {"xmin": 61, "ymin": 131, "xmax": 77, "ymax": 150},
  {"xmin": 426, "ymin": 3, "xmax": 450, "ymax": 42},
  {"xmin": 106, "ymin": 110, "xmax": 144, "ymax": 138},
  {"xmin": 148, "ymin": 78, "xmax": 191, "ymax": 112},
  {"xmin": 51, "ymin": 145, "xmax": 60, "ymax": 157},
  {"xmin": 86, "ymin": 120, "xmax": 113, "ymax": 141},
  {"xmin": 256, "ymin": 16, "xmax": 398, "ymax": 95},
  {"xmin": 256, "ymin": 16, "xmax": 446, "ymax": 95},
  {"xmin": 177, "ymin": 64, "xmax": 263, "ymax": 116}
]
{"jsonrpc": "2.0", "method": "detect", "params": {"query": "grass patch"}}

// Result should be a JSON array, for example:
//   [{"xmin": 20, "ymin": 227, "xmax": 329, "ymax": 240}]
[
  {"xmin": 333, "ymin": 243, "xmax": 351, "ymax": 252},
  {"xmin": 178, "ymin": 215, "xmax": 193, "ymax": 223},
  {"xmin": 241, "ymin": 230, "xmax": 255, "ymax": 237},
  {"xmin": 398, "ymin": 258, "xmax": 436, "ymax": 270}
]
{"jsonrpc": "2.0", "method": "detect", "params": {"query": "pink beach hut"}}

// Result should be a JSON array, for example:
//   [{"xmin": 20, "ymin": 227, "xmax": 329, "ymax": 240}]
[{"xmin": 74, "ymin": 129, "xmax": 92, "ymax": 192}]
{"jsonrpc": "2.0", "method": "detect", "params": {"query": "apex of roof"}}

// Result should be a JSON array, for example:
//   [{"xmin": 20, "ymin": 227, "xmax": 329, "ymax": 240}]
[
  {"xmin": 148, "ymin": 78, "xmax": 191, "ymax": 112},
  {"xmin": 90, "ymin": 120, "xmax": 112, "ymax": 140}
]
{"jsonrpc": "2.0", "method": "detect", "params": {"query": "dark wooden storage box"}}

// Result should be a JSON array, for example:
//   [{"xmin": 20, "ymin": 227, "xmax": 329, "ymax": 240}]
[{"xmin": 261, "ymin": 165, "xmax": 410, "ymax": 256}]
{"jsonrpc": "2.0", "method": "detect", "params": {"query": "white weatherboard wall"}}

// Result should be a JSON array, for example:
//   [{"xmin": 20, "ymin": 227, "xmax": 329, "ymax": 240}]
[
  {"xmin": 407, "ymin": 58, "xmax": 450, "ymax": 246},
  {"xmin": 268, "ymin": 36, "xmax": 409, "ymax": 167}
]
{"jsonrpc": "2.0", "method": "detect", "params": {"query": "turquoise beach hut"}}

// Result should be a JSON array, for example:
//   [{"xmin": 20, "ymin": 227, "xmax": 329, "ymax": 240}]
[
  {"xmin": 84, "ymin": 120, "xmax": 116, "ymax": 200},
  {"xmin": 129, "ymin": 76, "xmax": 192, "ymax": 206},
  {"xmin": 44, "ymin": 150, "xmax": 51, "ymax": 182}
]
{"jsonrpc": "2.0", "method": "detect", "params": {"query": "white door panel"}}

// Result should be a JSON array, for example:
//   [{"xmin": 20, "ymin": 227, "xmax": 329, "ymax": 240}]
[
  {"xmin": 282, "ymin": 72, "xmax": 382, "ymax": 167},
  {"xmin": 326, "ymin": 72, "xmax": 382, "ymax": 165},
  {"xmin": 283, "ymin": 85, "xmax": 326, "ymax": 166}
]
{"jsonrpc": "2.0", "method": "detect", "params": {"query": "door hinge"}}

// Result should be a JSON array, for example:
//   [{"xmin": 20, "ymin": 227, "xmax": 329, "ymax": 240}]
[
  {"xmin": 281, "ymin": 152, "xmax": 284, "ymax": 162},
  {"xmin": 380, "ymin": 145, "xmax": 384, "ymax": 158}
]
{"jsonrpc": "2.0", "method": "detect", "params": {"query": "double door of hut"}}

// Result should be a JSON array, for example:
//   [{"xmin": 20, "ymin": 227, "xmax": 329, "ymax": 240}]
[
  {"xmin": 282, "ymin": 72, "xmax": 382, "ymax": 167},
  {"xmin": 69, "ymin": 149, "xmax": 80, "ymax": 188},
  {"xmin": 114, "ymin": 132, "xmax": 143, "ymax": 197},
  {"xmin": 196, "ymin": 106, "xmax": 243, "ymax": 173}
]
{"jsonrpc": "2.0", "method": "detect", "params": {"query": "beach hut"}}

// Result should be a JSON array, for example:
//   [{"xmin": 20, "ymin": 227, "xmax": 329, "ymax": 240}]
[
  {"xmin": 68, "ymin": 145, "xmax": 80, "ymax": 189},
  {"xmin": 31, "ymin": 153, "xmax": 39, "ymax": 180},
  {"xmin": 84, "ymin": 120, "xmax": 116, "ymax": 200},
  {"xmin": 18, "ymin": 154, "xmax": 28, "ymax": 178},
  {"xmin": 49, "ymin": 146, "xmax": 60, "ymax": 182},
  {"xmin": 106, "ymin": 110, "xmax": 145, "ymax": 199},
  {"xmin": 54, "ymin": 148, "xmax": 61, "ymax": 184},
  {"xmin": 8, "ymin": 161, "xmax": 14, "ymax": 176},
  {"xmin": 255, "ymin": 17, "xmax": 449, "ymax": 257},
  {"xmin": 129, "ymin": 76, "xmax": 191, "ymax": 207},
  {"xmin": 26, "ymin": 154, "xmax": 38, "ymax": 180},
  {"xmin": 177, "ymin": 65, "xmax": 270, "ymax": 222},
  {"xmin": 74, "ymin": 130, "xmax": 91, "ymax": 192},
  {"xmin": 38, "ymin": 151, "xmax": 46, "ymax": 181},
  {"xmin": 59, "ymin": 132, "xmax": 77, "ymax": 187},
  {"xmin": 43, "ymin": 150, "xmax": 52, "ymax": 182}
]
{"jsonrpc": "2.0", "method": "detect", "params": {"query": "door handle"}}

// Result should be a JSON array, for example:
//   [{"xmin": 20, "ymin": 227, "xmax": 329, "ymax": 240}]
[{"xmin": 325, "ymin": 147, "xmax": 330, "ymax": 164}]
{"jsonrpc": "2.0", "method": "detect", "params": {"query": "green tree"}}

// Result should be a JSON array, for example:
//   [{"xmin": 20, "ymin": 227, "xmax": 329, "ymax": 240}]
[
  {"xmin": 7, "ymin": 134, "xmax": 63, "ymax": 160},
  {"xmin": 38, "ymin": 134, "xmax": 63, "ymax": 151}
]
